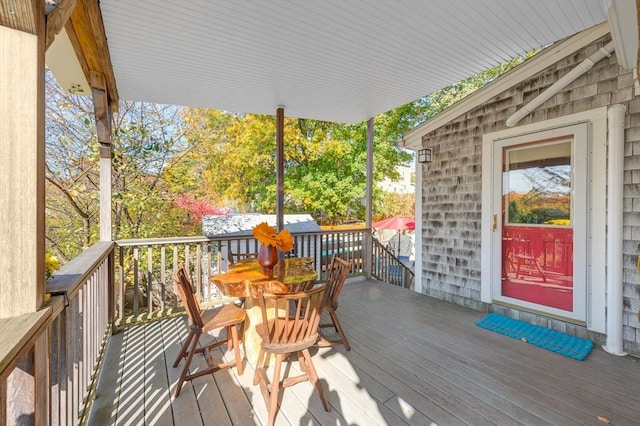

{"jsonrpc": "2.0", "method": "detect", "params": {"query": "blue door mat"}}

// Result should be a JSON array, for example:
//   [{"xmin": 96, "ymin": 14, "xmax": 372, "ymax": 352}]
[{"xmin": 476, "ymin": 313, "xmax": 593, "ymax": 360}]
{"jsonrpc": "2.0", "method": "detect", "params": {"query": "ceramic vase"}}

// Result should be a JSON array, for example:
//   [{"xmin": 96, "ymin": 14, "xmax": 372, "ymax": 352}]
[{"xmin": 257, "ymin": 244, "xmax": 278, "ymax": 277}]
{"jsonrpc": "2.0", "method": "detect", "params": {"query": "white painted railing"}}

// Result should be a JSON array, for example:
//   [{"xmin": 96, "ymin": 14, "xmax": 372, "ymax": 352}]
[{"xmin": 114, "ymin": 229, "xmax": 369, "ymax": 322}]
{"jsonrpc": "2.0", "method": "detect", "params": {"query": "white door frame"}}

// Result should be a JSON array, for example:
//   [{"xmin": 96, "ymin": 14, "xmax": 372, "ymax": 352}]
[{"xmin": 481, "ymin": 108, "xmax": 607, "ymax": 332}]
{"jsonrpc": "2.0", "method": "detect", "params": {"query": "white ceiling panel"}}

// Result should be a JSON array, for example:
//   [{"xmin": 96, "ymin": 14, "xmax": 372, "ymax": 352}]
[{"xmin": 100, "ymin": 0, "xmax": 611, "ymax": 123}]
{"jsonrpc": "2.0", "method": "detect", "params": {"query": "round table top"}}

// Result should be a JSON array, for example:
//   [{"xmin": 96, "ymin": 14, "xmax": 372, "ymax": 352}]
[{"xmin": 211, "ymin": 257, "xmax": 317, "ymax": 298}]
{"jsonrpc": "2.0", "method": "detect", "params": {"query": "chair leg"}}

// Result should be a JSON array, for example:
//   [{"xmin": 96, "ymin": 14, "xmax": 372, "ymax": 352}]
[
  {"xmin": 173, "ymin": 330, "xmax": 195, "ymax": 368},
  {"xmin": 227, "ymin": 325, "xmax": 234, "ymax": 351},
  {"xmin": 253, "ymin": 348, "xmax": 266, "ymax": 385},
  {"xmin": 330, "ymin": 311, "xmax": 351, "ymax": 351},
  {"xmin": 230, "ymin": 323, "xmax": 243, "ymax": 375},
  {"xmin": 300, "ymin": 349, "xmax": 330, "ymax": 412},
  {"xmin": 267, "ymin": 353, "xmax": 284, "ymax": 426},
  {"xmin": 174, "ymin": 331, "xmax": 201, "ymax": 397},
  {"xmin": 297, "ymin": 350, "xmax": 307, "ymax": 373}
]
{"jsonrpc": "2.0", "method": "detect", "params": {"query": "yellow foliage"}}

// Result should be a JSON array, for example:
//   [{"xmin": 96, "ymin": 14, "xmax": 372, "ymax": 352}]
[{"xmin": 45, "ymin": 254, "xmax": 60, "ymax": 280}]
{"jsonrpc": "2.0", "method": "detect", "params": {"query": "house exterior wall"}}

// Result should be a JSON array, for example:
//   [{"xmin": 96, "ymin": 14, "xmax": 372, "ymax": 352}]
[
  {"xmin": 417, "ymin": 35, "xmax": 640, "ymax": 355},
  {"xmin": 378, "ymin": 164, "xmax": 416, "ymax": 194}
]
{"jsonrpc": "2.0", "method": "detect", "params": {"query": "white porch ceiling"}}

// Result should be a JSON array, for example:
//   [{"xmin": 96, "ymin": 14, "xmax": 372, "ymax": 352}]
[{"xmin": 100, "ymin": 0, "xmax": 611, "ymax": 124}]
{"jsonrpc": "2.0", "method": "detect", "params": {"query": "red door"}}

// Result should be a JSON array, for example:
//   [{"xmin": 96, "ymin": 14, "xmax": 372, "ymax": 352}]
[{"xmin": 501, "ymin": 138, "xmax": 573, "ymax": 312}]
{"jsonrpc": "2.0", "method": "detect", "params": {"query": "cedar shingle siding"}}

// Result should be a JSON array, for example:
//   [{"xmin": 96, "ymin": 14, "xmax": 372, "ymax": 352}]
[{"xmin": 418, "ymin": 35, "xmax": 640, "ymax": 355}]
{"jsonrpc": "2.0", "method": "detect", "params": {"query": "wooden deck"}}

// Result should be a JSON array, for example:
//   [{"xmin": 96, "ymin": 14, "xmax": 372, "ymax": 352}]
[{"xmin": 89, "ymin": 280, "xmax": 640, "ymax": 425}]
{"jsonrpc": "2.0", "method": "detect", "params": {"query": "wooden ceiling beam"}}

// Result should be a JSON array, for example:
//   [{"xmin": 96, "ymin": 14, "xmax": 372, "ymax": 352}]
[
  {"xmin": 65, "ymin": 0, "xmax": 119, "ymax": 111},
  {"xmin": 0, "ymin": 0, "xmax": 38, "ymax": 34},
  {"xmin": 45, "ymin": 0, "xmax": 77, "ymax": 50}
]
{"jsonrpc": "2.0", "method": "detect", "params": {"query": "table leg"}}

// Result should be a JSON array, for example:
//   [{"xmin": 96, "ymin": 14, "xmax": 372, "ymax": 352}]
[{"xmin": 242, "ymin": 298, "xmax": 264, "ymax": 366}]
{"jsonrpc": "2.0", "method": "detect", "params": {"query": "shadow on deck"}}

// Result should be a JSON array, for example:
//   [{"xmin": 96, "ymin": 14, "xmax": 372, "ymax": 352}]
[{"xmin": 90, "ymin": 280, "xmax": 640, "ymax": 425}]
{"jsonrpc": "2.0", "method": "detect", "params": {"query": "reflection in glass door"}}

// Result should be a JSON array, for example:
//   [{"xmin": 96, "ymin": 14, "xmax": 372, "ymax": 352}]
[{"xmin": 501, "ymin": 138, "xmax": 573, "ymax": 311}]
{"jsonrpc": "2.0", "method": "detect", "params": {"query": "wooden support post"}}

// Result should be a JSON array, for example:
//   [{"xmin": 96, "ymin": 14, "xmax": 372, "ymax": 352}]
[
  {"xmin": 90, "ymin": 71, "xmax": 113, "ymax": 241},
  {"xmin": 364, "ymin": 118, "xmax": 374, "ymax": 277},
  {"xmin": 276, "ymin": 106, "xmax": 285, "ymax": 231},
  {"xmin": 44, "ymin": 0, "xmax": 78, "ymax": 50},
  {"xmin": 0, "ymin": 1, "xmax": 46, "ymax": 318}
]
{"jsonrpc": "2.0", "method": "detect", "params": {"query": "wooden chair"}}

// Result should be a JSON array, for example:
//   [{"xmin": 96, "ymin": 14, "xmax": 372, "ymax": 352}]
[
  {"xmin": 172, "ymin": 264, "xmax": 245, "ymax": 397},
  {"xmin": 318, "ymin": 255, "xmax": 353, "ymax": 350},
  {"xmin": 253, "ymin": 285, "xmax": 330, "ymax": 426},
  {"xmin": 227, "ymin": 247, "xmax": 258, "ymax": 265}
]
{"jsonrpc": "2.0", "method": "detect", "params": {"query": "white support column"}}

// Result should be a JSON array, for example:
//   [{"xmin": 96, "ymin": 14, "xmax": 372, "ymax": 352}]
[
  {"xmin": 414, "ymin": 155, "xmax": 423, "ymax": 293},
  {"xmin": 99, "ymin": 150, "xmax": 112, "ymax": 240},
  {"xmin": 603, "ymin": 104, "xmax": 627, "ymax": 356},
  {"xmin": 90, "ymin": 71, "xmax": 113, "ymax": 241}
]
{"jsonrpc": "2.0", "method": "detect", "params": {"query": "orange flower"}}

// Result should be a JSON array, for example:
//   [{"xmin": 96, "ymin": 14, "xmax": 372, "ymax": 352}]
[
  {"xmin": 253, "ymin": 222, "xmax": 278, "ymax": 246},
  {"xmin": 252, "ymin": 222, "xmax": 294, "ymax": 251},
  {"xmin": 275, "ymin": 228, "xmax": 294, "ymax": 252}
]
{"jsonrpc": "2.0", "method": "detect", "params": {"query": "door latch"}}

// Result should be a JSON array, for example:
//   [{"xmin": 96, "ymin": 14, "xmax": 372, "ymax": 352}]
[{"xmin": 492, "ymin": 214, "xmax": 497, "ymax": 232}]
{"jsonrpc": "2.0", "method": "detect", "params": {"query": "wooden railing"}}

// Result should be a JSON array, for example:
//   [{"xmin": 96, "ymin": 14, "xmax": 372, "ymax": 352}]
[
  {"xmin": 0, "ymin": 227, "xmax": 414, "ymax": 424},
  {"xmin": 0, "ymin": 241, "xmax": 114, "ymax": 425},
  {"xmin": 0, "ymin": 226, "xmax": 419, "ymax": 425},
  {"xmin": 114, "ymin": 229, "xmax": 368, "ymax": 322},
  {"xmin": 371, "ymin": 238, "xmax": 415, "ymax": 289}
]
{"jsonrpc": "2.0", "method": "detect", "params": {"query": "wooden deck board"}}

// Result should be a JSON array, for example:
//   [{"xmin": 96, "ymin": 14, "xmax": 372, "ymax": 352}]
[
  {"xmin": 88, "ymin": 331, "xmax": 123, "ymax": 425},
  {"xmin": 89, "ymin": 279, "xmax": 640, "ymax": 426},
  {"xmin": 343, "ymin": 302, "xmax": 576, "ymax": 425},
  {"xmin": 160, "ymin": 317, "xmax": 202, "ymax": 426},
  {"xmin": 144, "ymin": 320, "xmax": 173, "ymax": 426},
  {"xmin": 115, "ymin": 324, "xmax": 146, "ymax": 425},
  {"xmin": 343, "ymin": 285, "xmax": 606, "ymax": 424}
]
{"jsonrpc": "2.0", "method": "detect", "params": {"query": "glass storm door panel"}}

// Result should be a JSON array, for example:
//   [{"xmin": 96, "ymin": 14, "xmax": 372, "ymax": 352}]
[{"xmin": 501, "ymin": 138, "xmax": 574, "ymax": 312}]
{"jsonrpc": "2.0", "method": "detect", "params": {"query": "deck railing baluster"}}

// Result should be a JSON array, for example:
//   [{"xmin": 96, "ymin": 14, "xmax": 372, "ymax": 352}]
[
  {"xmin": 172, "ymin": 245, "xmax": 178, "ymax": 308},
  {"xmin": 118, "ymin": 246, "xmax": 124, "ymax": 323},
  {"xmin": 160, "ymin": 246, "xmax": 166, "ymax": 311},
  {"xmin": 133, "ymin": 246, "xmax": 139, "ymax": 316},
  {"xmin": 112, "ymin": 230, "xmax": 373, "ymax": 320},
  {"xmin": 147, "ymin": 246, "xmax": 153, "ymax": 313}
]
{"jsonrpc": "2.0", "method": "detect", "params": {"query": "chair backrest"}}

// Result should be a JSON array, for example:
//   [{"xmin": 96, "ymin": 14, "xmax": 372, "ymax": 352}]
[
  {"xmin": 174, "ymin": 264, "xmax": 204, "ymax": 328},
  {"xmin": 325, "ymin": 255, "xmax": 352, "ymax": 309},
  {"xmin": 256, "ymin": 285, "xmax": 327, "ymax": 349},
  {"xmin": 227, "ymin": 247, "xmax": 258, "ymax": 265}
]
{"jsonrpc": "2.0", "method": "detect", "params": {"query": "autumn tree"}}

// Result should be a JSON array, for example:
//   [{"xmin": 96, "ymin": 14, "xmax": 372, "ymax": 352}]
[
  {"xmin": 376, "ymin": 192, "xmax": 415, "ymax": 220},
  {"xmin": 46, "ymin": 72, "xmax": 101, "ymax": 259},
  {"xmin": 179, "ymin": 108, "xmax": 414, "ymax": 224},
  {"xmin": 45, "ymin": 72, "xmax": 197, "ymax": 260}
]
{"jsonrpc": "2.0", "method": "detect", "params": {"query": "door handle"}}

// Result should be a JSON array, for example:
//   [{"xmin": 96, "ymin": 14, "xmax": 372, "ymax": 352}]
[{"xmin": 492, "ymin": 214, "xmax": 497, "ymax": 232}]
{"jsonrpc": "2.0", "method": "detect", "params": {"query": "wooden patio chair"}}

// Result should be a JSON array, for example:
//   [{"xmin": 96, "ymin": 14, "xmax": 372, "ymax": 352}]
[
  {"xmin": 227, "ymin": 247, "xmax": 258, "ymax": 265},
  {"xmin": 253, "ymin": 285, "xmax": 331, "ymax": 426},
  {"xmin": 172, "ymin": 264, "xmax": 245, "ymax": 397},
  {"xmin": 318, "ymin": 254, "xmax": 353, "ymax": 350}
]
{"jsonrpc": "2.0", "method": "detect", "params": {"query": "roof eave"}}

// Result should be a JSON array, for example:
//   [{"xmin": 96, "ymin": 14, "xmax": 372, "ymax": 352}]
[
  {"xmin": 64, "ymin": 0, "xmax": 119, "ymax": 111},
  {"xmin": 401, "ymin": 21, "xmax": 610, "ymax": 151}
]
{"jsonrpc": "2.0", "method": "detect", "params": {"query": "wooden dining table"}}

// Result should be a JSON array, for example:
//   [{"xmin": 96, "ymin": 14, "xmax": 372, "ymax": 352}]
[{"xmin": 210, "ymin": 257, "xmax": 317, "ymax": 364}]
